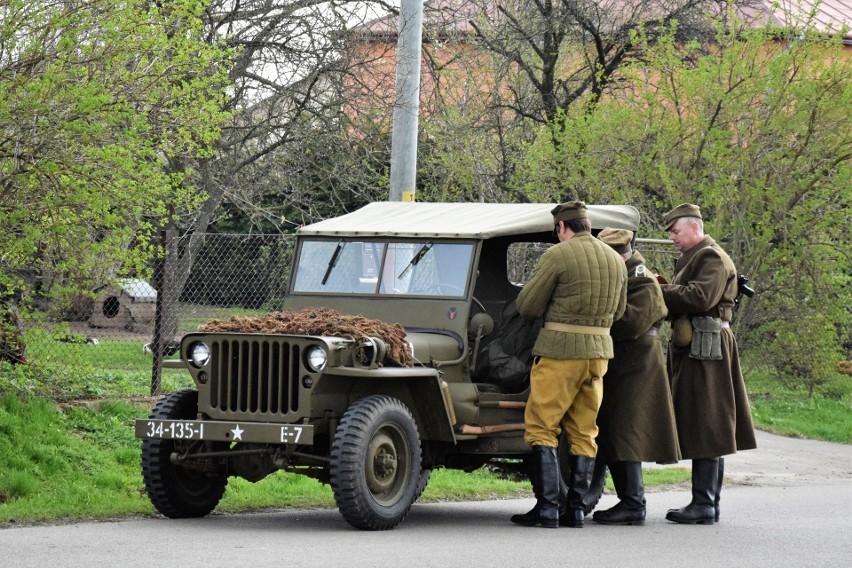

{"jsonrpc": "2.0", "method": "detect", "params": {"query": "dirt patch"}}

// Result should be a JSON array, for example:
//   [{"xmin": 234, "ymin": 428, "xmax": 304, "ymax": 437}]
[{"xmin": 69, "ymin": 322, "xmax": 153, "ymax": 342}]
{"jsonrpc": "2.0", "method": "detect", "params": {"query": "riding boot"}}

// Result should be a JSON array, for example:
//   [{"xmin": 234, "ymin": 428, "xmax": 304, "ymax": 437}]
[
  {"xmin": 559, "ymin": 454, "xmax": 595, "ymax": 528},
  {"xmin": 665, "ymin": 458, "xmax": 718, "ymax": 525},
  {"xmin": 510, "ymin": 448, "xmax": 541, "ymax": 525},
  {"xmin": 511, "ymin": 445, "xmax": 559, "ymax": 528},
  {"xmin": 592, "ymin": 461, "xmax": 646, "ymax": 525},
  {"xmin": 714, "ymin": 457, "xmax": 724, "ymax": 522}
]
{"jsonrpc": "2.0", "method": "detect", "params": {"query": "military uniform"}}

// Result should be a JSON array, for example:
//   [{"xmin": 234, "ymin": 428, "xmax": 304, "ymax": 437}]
[
  {"xmin": 510, "ymin": 201, "xmax": 627, "ymax": 529},
  {"xmin": 595, "ymin": 248, "xmax": 680, "ymax": 464},
  {"xmin": 591, "ymin": 228, "xmax": 680, "ymax": 526},
  {"xmin": 662, "ymin": 234, "xmax": 756, "ymax": 458},
  {"xmin": 516, "ymin": 229, "xmax": 628, "ymax": 455},
  {"xmin": 660, "ymin": 204, "xmax": 756, "ymax": 525}
]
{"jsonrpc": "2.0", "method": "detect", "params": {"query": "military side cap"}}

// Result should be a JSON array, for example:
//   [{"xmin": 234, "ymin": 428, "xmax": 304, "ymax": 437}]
[
  {"xmin": 551, "ymin": 201, "xmax": 587, "ymax": 223},
  {"xmin": 663, "ymin": 203, "xmax": 702, "ymax": 230},
  {"xmin": 598, "ymin": 227, "xmax": 633, "ymax": 254}
]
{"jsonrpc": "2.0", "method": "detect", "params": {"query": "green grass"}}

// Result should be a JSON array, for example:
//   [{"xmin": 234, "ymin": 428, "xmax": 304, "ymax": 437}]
[
  {"xmin": 0, "ymin": 348, "xmax": 848, "ymax": 526},
  {"xmin": 0, "ymin": 396, "xmax": 151, "ymax": 524},
  {"xmin": 750, "ymin": 396, "xmax": 852, "ymax": 443},
  {"xmin": 0, "ymin": 393, "xmax": 690, "ymax": 527},
  {"xmin": 177, "ymin": 303, "xmax": 268, "ymax": 333},
  {"xmin": 745, "ymin": 367, "xmax": 852, "ymax": 443},
  {"xmin": 0, "ymin": 343, "xmax": 192, "ymax": 400}
]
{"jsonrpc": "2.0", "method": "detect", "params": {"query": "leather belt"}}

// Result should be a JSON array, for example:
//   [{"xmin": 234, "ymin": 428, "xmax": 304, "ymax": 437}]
[{"xmin": 544, "ymin": 322, "xmax": 610, "ymax": 336}]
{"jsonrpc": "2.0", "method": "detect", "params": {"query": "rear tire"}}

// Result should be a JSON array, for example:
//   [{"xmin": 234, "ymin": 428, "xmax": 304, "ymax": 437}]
[
  {"xmin": 330, "ymin": 395, "xmax": 422, "ymax": 530},
  {"xmin": 141, "ymin": 390, "xmax": 227, "ymax": 518}
]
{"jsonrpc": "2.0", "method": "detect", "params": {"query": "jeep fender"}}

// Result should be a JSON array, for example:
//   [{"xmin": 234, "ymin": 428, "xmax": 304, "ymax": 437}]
[{"xmin": 318, "ymin": 367, "xmax": 456, "ymax": 443}]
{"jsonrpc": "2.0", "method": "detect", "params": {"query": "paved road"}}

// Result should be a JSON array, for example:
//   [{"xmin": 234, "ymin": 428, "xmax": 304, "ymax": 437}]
[{"xmin": 2, "ymin": 431, "xmax": 851, "ymax": 568}]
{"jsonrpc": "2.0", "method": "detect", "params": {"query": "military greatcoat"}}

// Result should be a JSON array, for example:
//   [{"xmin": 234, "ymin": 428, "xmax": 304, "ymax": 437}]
[
  {"xmin": 661, "ymin": 236, "xmax": 757, "ymax": 459},
  {"xmin": 596, "ymin": 252, "xmax": 681, "ymax": 464}
]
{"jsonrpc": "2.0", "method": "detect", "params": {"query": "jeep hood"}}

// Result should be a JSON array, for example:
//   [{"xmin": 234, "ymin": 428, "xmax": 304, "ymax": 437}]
[{"xmin": 405, "ymin": 331, "xmax": 464, "ymax": 366}]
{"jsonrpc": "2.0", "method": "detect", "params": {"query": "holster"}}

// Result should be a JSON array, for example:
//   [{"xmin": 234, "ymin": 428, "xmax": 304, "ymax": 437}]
[{"xmin": 689, "ymin": 316, "xmax": 723, "ymax": 360}]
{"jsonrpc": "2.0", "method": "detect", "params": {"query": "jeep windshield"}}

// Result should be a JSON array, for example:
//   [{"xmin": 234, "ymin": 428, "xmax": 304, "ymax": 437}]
[{"xmin": 292, "ymin": 239, "xmax": 475, "ymax": 298}]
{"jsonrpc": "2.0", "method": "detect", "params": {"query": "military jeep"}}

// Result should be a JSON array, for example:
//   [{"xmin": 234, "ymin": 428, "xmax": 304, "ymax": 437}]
[{"xmin": 135, "ymin": 202, "xmax": 641, "ymax": 530}]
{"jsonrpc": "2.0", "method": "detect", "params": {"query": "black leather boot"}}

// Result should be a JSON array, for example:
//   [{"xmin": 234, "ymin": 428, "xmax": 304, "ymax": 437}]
[
  {"xmin": 666, "ymin": 458, "xmax": 718, "ymax": 525},
  {"xmin": 714, "ymin": 458, "xmax": 724, "ymax": 522},
  {"xmin": 592, "ymin": 461, "xmax": 646, "ymax": 525},
  {"xmin": 559, "ymin": 455, "xmax": 595, "ymax": 528},
  {"xmin": 511, "ymin": 445, "xmax": 559, "ymax": 528}
]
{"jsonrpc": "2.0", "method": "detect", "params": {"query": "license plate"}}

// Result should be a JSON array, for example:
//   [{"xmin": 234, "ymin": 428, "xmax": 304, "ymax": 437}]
[{"xmin": 135, "ymin": 419, "xmax": 314, "ymax": 445}]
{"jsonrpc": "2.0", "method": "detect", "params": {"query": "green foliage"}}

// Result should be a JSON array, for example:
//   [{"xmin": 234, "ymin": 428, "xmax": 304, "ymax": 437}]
[
  {"xmin": 0, "ymin": 0, "xmax": 234, "ymax": 313},
  {"xmin": 179, "ymin": 235, "xmax": 295, "ymax": 310},
  {"xmin": 511, "ymin": 24, "xmax": 851, "ymax": 397},
  {"xmin": 760, "ymin": 314, "xmax": 845, "ymax": 396}
]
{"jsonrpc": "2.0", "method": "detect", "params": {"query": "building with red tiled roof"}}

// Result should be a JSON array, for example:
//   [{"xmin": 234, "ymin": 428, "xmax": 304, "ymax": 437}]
[
  {"xmin": 343, "ymin": 0, "xmax": 850, "ymax": 128},
  {"xmin": 751, "ymin": 0, "xmax": 851, "ymax": 44}
]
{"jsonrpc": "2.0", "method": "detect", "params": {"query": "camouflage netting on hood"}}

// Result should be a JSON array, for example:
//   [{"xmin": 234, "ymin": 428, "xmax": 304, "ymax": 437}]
[{"xmin": 198, "ymin": 307, "xmax": 413, "ymax": 367}]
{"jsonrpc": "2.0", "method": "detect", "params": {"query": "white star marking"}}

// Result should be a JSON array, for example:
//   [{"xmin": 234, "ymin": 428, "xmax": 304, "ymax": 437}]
[{"xmin": 231, "ymin": 425, "xmax": 244, "ymax": 441}]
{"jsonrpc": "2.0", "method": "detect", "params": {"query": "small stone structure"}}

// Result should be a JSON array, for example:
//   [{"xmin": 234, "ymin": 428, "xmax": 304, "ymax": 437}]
[{"xmin": 89, "ymin": 279, "xmax": 157, "ymax": 332}]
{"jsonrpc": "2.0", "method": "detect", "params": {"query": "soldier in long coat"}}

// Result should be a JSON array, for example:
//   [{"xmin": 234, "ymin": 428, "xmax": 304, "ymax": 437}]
[
  {"xmin": 660, "ymin": 204, "xmax": 757, "ymax": 525},
  {"xmin": 592, "ymin": 228, "xmax": 681, "ymax": 526}
]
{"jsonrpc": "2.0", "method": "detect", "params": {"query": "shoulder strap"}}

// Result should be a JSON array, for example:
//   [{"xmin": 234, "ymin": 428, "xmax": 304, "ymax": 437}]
[{"xmin": 630, "ymin": 264, "xmax": 647, "ymax": 278}]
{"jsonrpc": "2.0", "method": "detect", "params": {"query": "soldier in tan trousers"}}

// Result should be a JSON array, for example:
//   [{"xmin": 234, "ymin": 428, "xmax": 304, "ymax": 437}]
[{"xmin": 510, "ymin": 201, "xmax": 627, "ymax": 528}]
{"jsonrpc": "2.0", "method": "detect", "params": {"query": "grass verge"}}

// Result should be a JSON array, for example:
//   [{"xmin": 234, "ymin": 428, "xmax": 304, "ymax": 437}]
[
  {"xmin": 0, "ymin": 394, "xmax": 688, "ymax": 527},
  {"xmin": 745, "ymin": 368, "xmax": 852, "ymax": 444},
  {"xmin": 750, "ymin": 396, "xmax": 852, "ymax": 443},
  {"xmin": 1, "ymin": 362, "xmax": 847, "ymax": 527}
]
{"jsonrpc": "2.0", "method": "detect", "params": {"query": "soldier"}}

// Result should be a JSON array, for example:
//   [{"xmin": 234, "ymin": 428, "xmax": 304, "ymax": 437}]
[
  {"xmin": 592, "ymin": 228, "xmax": 681, "ymax": 526},
  {"xmin": 510, "ymin": 201, "xmax": 628, "ymax": 528},
  {"xmin": 660, "ymin": 204, "xmax": 757, "ymax": 525}
]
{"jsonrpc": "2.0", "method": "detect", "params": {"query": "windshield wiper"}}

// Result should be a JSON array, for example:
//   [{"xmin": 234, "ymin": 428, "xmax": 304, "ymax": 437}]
[
  {"xmin": 397, "ymin": 242, "xmax": 432, "ymax": 279},
  {"xmin": 321, "ymin": 240, "xmax": 346, "ymax": 285}
]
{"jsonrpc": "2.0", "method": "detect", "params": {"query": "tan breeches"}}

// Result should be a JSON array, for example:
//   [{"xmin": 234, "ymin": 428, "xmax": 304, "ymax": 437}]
[{"xmin": 524, "ymin": 357, "xmax": 608, "ymax": 457}]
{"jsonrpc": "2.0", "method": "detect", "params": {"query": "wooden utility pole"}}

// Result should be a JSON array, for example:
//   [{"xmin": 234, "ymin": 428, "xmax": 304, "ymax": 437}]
[{"xmin": 389, "ymin": 0, "xmax": 423, "ymax": 202}]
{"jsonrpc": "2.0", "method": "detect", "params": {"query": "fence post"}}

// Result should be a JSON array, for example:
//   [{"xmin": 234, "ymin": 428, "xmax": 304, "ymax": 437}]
[{"xmin": 150, "ymin": 229, "xmax": 175, "ymax": 396}]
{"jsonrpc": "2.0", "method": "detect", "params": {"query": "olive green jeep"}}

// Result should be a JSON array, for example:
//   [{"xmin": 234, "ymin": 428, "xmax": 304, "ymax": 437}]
[{"xmin": 135, "ymin": 202, "xmax": 641, "ymax": 530}]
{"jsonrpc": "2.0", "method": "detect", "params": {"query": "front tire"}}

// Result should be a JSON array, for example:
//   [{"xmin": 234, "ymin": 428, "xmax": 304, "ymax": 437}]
[
  {"xmin": 141, "ymin": 389, "xmax": 227, "ymax": 518},
  {"xmin": 330, "ymin": 395, "xmax": 422, "ymax": 530}
]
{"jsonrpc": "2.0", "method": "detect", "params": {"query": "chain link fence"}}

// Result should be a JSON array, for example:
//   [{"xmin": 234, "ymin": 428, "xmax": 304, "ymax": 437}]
[
  {"xmin": 2, "ymin": 231, "xmax": 678, "ymax": 399},
  {"xmin": 0, "ymin": 233, "xmax": 295, "ymax": 398}
]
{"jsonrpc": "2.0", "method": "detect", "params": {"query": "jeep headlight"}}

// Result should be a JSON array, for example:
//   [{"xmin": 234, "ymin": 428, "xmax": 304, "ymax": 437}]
[
  {"xmin": 189, "ymin": 342, "xmax": 211, "ymax": 368},
  {"xmin": 305, "ymin": 345, "xmax": 328, "ymax": 372}
]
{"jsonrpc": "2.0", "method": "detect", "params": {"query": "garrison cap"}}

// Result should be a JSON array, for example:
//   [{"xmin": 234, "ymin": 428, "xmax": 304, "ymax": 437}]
[
  {"xmin": 598, "ymin": 227, "xmax": 633, "ymax": 254},
  {"xmin": 551, "ymin": 201, "xmax": 588, "ymax": 223},
  {"xmin": 663, "ymin": 203, "xmax": 702, "ymax": 230}
]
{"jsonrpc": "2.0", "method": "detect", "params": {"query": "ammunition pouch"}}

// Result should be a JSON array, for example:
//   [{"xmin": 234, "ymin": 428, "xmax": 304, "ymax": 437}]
[{"xmin": 689, "ymin": 316, "xmax": 723, "ymax": 360}]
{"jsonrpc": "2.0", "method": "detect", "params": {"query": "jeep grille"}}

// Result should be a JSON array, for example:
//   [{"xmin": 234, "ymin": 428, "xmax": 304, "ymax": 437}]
[{"xmin": 207, "ymin": 338, "xmax": 302, "ymax": 417}]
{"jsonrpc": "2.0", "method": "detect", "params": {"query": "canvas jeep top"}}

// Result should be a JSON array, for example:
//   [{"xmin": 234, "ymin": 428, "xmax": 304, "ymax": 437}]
[{"xmin": 135, "ymin": 201, "xmax": 641, "ymax": 530}]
